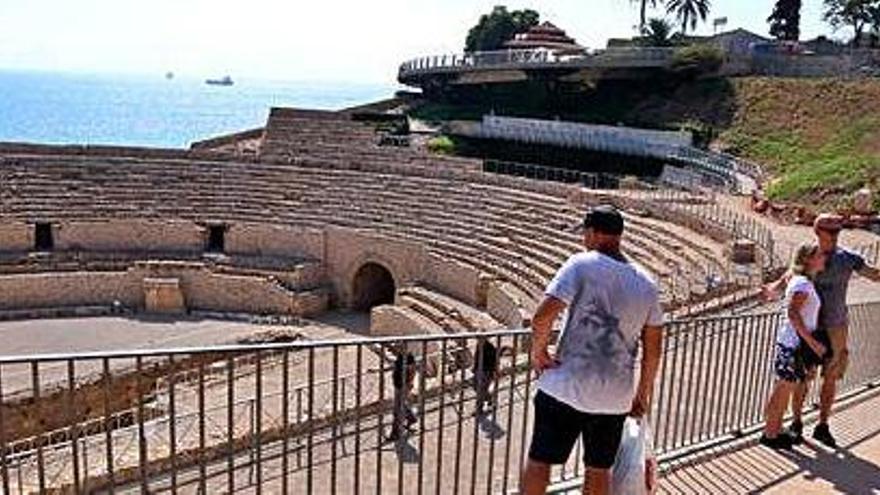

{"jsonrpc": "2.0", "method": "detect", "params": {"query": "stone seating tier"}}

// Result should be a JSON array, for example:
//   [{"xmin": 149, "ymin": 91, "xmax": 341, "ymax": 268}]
[{"xmin": 0, "ymin": 154, "xmax": 729, "ymax": 313}]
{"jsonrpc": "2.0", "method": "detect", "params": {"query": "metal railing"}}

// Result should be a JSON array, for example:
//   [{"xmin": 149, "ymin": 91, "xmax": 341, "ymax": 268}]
[
  {"xmin": 398, "ymin": 48, "xmax": 676, "ymax": 80},
  {"xmin": 2, "ymin": 302, "xmax": 880, "ymax": 494},
  {"xmin": 482, "ymin": 160, "xmax": 620, "ymax": 189}
]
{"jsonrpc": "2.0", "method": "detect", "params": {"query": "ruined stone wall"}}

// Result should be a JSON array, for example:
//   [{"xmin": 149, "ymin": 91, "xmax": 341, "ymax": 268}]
[
  {"xmin": 226, "ymin": 224, "xmax": 324, "ymax": 260},
  {"xmin": 189, "ymin": 128, "xmax": 265, "ymax": 150},
  {"xmin": 292, "ymin": 290, "xmax": 330, "ymax": 317},
  {"xmin": 324, "ymin": 227, "xmax": 430, "ymax": 307},
  {"xmin": 0, "ymin": 223, "xmax": 31, "ymax": 253},
  {"xmin": 424, "ymin": 254, "xmax": 482, "ymax": 306},
  {"xmin": 55, "ymin": 220, "xmax": 204, "ymax": 253},
  {"xmin": 180, "ymin": 269, "xmax": 298, "ymax": 314},
  {"xmin": 369, "ymin": 304, "xmax": 440, "ymax": 362},
  {"xmin": 0, "ymin": 264, "xmax": 328, "ymax": 316},
  {"xmin": 270, "ymin": 262, "xmax": 326, "ymax": 291},
  {"xmin": 0, "ymin": 271, "xmax": 142, "ymax": 310},
  {"xmin": 486, "ymin": 281, "xmax": 529, "ymax": 328},
  {"xmin": 130, "ymin": 262, "xmax": 326, "ymax": 316},
  {"xmin": 370, "ymin": 304, "xmax": 432, "ymax": 337}
]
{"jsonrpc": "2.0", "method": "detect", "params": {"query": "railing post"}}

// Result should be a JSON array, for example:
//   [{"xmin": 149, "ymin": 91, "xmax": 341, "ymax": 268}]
[{"xmin": 249, "ymin": 398, "xmax": 256, "ymax": 485}]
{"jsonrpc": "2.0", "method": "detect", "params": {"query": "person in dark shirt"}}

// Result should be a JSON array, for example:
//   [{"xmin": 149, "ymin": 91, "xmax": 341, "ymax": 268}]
[
  {"xmin": 764, "ymin": 213, "xmax": 880, "ymax": 447},
  {"xmin": 387, "ymin": 352, "xmax": 417, "ymax": 442},
  {"xmin": 473, "ymin": 338, "xmax": 499, "ymax": 415}
]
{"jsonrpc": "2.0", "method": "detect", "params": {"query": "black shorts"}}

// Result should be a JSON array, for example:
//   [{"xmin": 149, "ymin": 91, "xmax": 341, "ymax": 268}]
[
  {"xmin": 774, "ymin": 344, "xmax": 806, "ymax": 382},
  {"xmin": 528, "ymin": 391, "xmax": 626, "ymax": 469}
]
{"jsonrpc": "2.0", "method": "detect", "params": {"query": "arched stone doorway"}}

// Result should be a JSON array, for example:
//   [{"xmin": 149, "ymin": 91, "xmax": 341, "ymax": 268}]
[{"xmin": 351, "ymin": 262, "xmax": 396, "ymax": 310}]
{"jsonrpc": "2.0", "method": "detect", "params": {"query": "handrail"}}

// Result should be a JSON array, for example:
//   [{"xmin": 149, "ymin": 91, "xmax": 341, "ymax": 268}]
[{"xmin": 2, "ymin": 304, "xmax": 879, "ymax": 493}]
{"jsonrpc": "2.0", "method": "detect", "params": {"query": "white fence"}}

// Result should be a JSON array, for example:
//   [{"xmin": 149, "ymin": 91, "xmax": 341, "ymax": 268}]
[
  {"xmin": 476, "ymin": 115, "xmax": 690, "ymax": 156},
  {"xmin": 459, "ymin": 116, "xmax": 764, "ymax": 193}
]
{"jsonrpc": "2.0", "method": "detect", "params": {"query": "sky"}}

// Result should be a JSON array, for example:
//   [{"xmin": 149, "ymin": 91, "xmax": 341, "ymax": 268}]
[{"xmin": 0, "ymin": 0, "xmax": 840, "ymax": 84}]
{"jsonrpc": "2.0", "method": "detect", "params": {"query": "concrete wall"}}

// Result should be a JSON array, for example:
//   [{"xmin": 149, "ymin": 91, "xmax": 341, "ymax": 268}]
[{"xmin": 752, "ymin": 53, "xmax": 851, "ymax": 77}]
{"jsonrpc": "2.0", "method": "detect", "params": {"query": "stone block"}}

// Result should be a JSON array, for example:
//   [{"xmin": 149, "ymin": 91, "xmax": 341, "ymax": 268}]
[{"xmin": 144, "ymin": 277, "xmax": 186, "ymax": 314}]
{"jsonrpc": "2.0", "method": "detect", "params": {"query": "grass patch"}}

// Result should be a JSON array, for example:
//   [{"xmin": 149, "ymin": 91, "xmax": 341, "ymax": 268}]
[{"xmin": 723, "ymin": 117, "xmax": 880, "ymax": 208}]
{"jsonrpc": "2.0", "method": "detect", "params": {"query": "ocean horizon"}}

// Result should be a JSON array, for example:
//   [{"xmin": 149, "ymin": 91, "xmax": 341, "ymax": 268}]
[{"xmin": 0, "ymin": 69, "xmax": 397, "ymax": 148}]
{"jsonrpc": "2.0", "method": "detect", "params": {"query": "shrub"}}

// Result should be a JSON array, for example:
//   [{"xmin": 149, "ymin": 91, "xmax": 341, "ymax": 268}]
[
  {"xmin": 427, "ymin": 135, "xmax": 457, "ymax": 155},
  {"xmin": 670, "ymin": 44, "xmax": 724, "ymax": 78}
]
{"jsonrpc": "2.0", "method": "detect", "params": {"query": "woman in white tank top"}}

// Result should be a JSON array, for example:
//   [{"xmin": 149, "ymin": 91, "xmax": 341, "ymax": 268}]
[{"xmin": 761, "ymin": 243, "xmax": 827, "ymax": 450}]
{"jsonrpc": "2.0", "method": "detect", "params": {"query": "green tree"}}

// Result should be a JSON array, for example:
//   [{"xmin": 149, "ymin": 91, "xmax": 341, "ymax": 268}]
[
  {"xmin": 823, "ymin": 0, "xmax": 880, "ymax": 46},
  {"xmin": 665, "ymin": 0, "xmax": 712, "ymax": 34},
  {"xmin": 464, "ymin": 6, "xmax": 540, "ymax": 52},
  {"xmin": 643, "ymin": 18, "xmax": 675, "ymax": 46},
  {"xmin": 768, "ymin": 0, "xmax": 802, "ymax": 40}
]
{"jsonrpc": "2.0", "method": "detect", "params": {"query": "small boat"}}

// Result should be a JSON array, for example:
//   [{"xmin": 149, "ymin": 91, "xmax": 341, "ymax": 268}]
[{"xmin": 205, "ymin": 76, "xmax": 234, "ymax": 86}]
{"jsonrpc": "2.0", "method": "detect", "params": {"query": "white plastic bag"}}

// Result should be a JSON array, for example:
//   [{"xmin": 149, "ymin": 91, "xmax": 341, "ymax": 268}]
[{"xmin": 611, "ymin": 417, "xmax": 657, "ymax": 495}]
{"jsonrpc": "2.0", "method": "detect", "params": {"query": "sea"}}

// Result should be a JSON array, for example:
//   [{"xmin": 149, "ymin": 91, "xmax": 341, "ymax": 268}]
[{"xmin": 0, "ymin": 70, "xmax": 396, "ymax": 148}]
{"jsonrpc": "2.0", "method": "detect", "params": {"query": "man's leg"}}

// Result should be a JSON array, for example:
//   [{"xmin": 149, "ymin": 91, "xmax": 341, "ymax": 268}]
[
  {"xmin": 474, "ymin": 373, "xmax": 487, "ymax": 414},
  {"xmin": 581, "ymin": 468, "xmax": 611, "ymax": 495},
  {"xmin": 819, "ymin": 373, "xmax": 836, "ymax": 423},
  {"xmin": 791, "ymin": 380, "xmax": 808, "ymax": 423},
  {"xmin": 814, "ymin": 326, "xmax": 848, "ymax": 448},
  {"xmin": 819, "ymin": 326, "xmax": 848, "ymax": 423},
  {"xmin": 581, "ymin": 413, "xmax": 626, "ymax": 495},
  {"xmin": 521, "ymin": 460, "xmax": 552, "ymax": 495},
  {"xmin": 522, "ymin": 391, "xmax": 580, "ymax": 495},
  {"xmin": 388, "ymin": 390, "xmax": 405, "ymax": 441}
]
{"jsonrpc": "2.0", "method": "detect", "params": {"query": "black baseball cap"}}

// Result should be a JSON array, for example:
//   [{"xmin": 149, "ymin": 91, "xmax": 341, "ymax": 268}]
[{"xmin": 571, "ymin": 204, "xmax": 624, "ymax": 235}]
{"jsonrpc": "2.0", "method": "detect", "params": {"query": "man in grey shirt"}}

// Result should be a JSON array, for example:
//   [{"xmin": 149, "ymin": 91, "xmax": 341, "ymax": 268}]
[
  {"xmin": 522, "ymin": 205, "xmax": 663, "ymax": 495},
  {"xmin": 765, "ymin": 213, "xmax": 880, "ymax": 447}
]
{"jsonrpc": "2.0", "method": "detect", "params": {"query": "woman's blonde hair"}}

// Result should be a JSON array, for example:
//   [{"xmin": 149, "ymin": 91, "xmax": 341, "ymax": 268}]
[{"xmin": 790, "ymin": 242, "xmax": 821, "ymax": 276}]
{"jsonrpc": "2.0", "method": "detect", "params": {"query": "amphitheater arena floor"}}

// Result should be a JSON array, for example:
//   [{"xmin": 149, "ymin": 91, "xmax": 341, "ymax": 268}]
[{"xmin": 0, "ymin": 311, "xmax": 370, "ymax": 358}]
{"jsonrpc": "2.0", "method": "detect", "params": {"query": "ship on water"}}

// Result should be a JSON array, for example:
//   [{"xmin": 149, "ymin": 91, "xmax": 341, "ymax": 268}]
[{"xmin": 205, "ymin": 75, "xmax": 234, "ymax": 86}]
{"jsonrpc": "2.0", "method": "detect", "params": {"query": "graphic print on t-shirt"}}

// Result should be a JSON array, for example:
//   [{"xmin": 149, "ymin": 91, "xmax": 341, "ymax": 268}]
[{"xmin": 560, "ymin": 298, "xmax": 638, "ymax": 385}]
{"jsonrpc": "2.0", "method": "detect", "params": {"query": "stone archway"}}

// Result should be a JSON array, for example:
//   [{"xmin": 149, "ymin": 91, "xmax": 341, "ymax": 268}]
[{"xmin": 351, "ymin": 262, "xmax": 396, "ymax": 311}]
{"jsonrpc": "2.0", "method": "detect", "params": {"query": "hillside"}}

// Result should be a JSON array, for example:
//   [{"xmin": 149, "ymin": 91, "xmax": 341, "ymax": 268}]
[
  {"xmin": 412, "ymin": 77, "xmax": 880, "ymax": 207},
  {"xmin": 716, "ymin": 78, "xmax": 880, "ymax": 208}
]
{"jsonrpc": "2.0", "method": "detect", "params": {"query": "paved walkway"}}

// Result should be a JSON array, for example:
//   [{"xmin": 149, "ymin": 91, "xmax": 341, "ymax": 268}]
[{"xmin": 659, "ymin": 389, "xmax": 880, "ymax": 494}]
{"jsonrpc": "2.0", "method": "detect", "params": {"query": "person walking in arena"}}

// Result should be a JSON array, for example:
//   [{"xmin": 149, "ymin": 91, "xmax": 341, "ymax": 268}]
[{"xmin": 521, "ymin": 205, "xmax": 664, "ymax": 495}]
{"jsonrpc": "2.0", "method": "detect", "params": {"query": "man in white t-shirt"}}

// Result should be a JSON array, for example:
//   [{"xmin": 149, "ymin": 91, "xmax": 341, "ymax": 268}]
[{"xmin": 521, "ymin": 205, "xmax": 664, "ymax": 495}]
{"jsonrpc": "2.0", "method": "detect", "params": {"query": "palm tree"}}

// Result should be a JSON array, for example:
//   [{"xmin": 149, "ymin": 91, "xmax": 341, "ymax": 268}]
[
  {"xmin": 666, "ymin": 0, "xmax": 712, "ymax": 34},
  {"xmin": 632, "ymin": 0, "xmax": 659, "ymax": 32}
]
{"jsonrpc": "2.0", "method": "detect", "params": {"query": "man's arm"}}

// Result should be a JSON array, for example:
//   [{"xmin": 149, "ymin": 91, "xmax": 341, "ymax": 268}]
[
  {"xmin": 530, "ymin": 295, "xmax": 567, "ymax": 374},
  {"xmin": 857, "ymin": 263, "xmax": 880, "ymax": 283},
  {"xmin": 763, "ymin": 269, "xmax": 792, "ymax": 301},
  {"xmin": 631, "ymin": 325, "xmax": 662, "ymax": 417}
]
